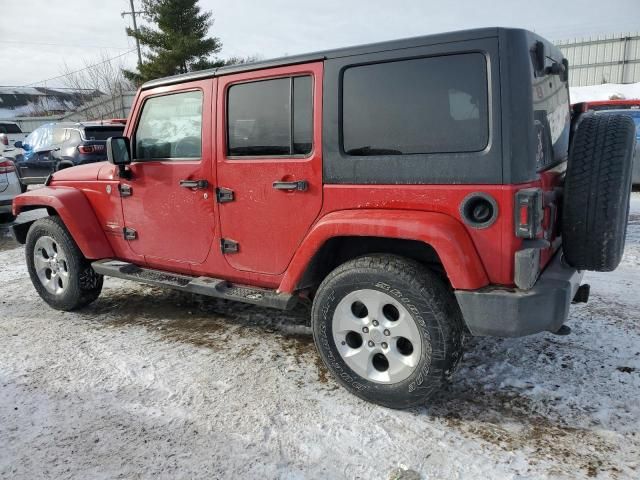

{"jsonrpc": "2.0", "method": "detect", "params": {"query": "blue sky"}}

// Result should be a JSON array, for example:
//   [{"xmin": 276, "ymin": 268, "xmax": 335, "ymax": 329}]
[{"xmin": 1, "ymin": 0, "xmax": 639, "ymax": 86}]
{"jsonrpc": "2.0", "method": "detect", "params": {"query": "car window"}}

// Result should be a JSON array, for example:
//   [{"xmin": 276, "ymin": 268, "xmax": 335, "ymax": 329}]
[
  {"xmin": 227, "ymin": 75, "xmax": 313, "ymax": 157},
  {"xmin": 342, "ymin": 53, "xmax": 489, "ymax": 156},
  {"xmin": 134, "ymin": 90, "xmax": 203, "ymax": 160},
  {"xmin": 84, "ymin": 127, "xmax": 125, "ymax": 141},
  {"xmin": 0, "ymin": 123, "xmax": 22, "ymax": 134},
  {"xmin": 52, "ymin": 128, "xmax": 65, "ymax": 144},
  {"xmin": 66, "ymin": 129, "xmax": 82, "ymax": 144}
]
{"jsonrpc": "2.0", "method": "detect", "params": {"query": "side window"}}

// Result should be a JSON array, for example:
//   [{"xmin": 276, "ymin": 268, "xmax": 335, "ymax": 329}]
[
  {"xmin": 342, "ymin": 53, "xmax": 489, "ymax": 156},
  {"xmin": 0, "ymin": 123, "xmax": 22, "ymax": 134},
  {"xmin": 134, "ymin": 90, "xmax": 203, "ymax": 160},
  {"xmin": 66, "ymin": 129, "xmax": 82, "ymax": 144},
  {"xmin": 227, "ymin": 75, "xmax": 313, "ymax": 157},
  {"xmin": 52, "ymin": 128, "xmax": 65, "ymax": 144}
]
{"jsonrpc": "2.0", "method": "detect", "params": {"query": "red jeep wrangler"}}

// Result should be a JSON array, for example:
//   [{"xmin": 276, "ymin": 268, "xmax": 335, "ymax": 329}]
[{"xmin": 12, "ymin": 28, "xmax": 636, "ymax": 408}]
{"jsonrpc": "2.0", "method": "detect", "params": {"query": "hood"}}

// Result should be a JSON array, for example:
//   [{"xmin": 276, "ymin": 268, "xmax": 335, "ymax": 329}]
[{"xmin": 50, "ymin": 161, "xmax": 106, "ymax": 183}]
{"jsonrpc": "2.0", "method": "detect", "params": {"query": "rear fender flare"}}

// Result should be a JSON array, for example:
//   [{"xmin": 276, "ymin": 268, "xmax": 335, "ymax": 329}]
[
  {"xmin": 12, "ymin": 187, "xmax": 114, "ymax": 259},
  {"xmin": 279, "ymin": 209, "xmax": 489, "ymax": 292}
]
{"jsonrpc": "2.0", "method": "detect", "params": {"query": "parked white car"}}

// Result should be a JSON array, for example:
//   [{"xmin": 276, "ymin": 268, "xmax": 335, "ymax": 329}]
[
  {"xmin": 0, "ymin": 121, "xmax": 27, "ymax": 159},
  {"xmin": 0, "ymin": 156, "xmax": 23, "ymax": 223}
]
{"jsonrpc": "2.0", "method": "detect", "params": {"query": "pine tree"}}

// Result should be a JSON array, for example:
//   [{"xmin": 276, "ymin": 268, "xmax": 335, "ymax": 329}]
[{"xmin": 124, "ymin": 0, "xmax": 222, "ymax": 85}]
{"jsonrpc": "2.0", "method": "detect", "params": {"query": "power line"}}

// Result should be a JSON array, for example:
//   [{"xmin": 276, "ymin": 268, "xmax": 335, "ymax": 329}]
[
  {"xmin": 22, "ymin": 49, "xmax": 137, "ymax": 87},
  {"xmin": 0, "ymin": 40, "xmax": 131, "ymax": 50}
]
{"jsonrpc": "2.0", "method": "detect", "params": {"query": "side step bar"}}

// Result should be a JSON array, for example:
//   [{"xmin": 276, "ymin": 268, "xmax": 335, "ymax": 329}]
[{"xmin": 91, "ymin": 259, "xmax": 298, "ymax": 310}]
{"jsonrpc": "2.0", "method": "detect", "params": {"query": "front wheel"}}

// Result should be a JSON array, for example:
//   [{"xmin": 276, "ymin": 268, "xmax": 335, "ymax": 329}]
[
  {"xmin": 25, "ymin": 216, "xmax": 103, "ymax": 311},
  {"xmin": 311, "ymin": 255, "xmax": 463, "ymax": 408}
]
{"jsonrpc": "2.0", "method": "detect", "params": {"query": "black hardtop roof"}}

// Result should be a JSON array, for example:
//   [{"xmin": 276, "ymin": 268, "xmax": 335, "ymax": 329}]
[{"xmin": 142, "ymin": 27, "xmax": 551, "ymax": 90}]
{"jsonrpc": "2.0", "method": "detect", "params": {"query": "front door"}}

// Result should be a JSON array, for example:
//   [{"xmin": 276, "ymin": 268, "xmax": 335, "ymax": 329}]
[
  {"xmin": 216, "ymin": 63, "xmax": 323, "ymax": 275},
  {"xmin": 121, "ymin": 81, "xmax": 216, "ymax": 268}
]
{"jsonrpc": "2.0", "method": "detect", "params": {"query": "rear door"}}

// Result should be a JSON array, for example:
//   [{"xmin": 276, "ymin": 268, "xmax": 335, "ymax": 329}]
[{"xmin": 216, "ymin": 62, "xmax": 323, "ymax": 275}]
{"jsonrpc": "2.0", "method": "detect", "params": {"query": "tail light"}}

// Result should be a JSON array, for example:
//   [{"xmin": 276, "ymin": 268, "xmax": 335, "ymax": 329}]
[
  {"xmin": 0, "ymin": 159, "xmax": 16, "ymax": 173},
  {"xmin": 78, "ymin": 145, "xmax": 94, "ymax": 154},
  {"xmin": 78, "ymin": 144, "xmax": 105, "ymax": 154},
  {"xmin": 515, "ymin": 188, "xmax": 543, "ymax": 238},
  {"xmin": 0, "ymin": 133, "xmax": 8, "ymax": 146}
]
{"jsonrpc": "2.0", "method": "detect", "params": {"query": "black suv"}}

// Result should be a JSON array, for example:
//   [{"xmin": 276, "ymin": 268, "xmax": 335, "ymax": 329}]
[{"xmin": 15, "ymin": 120, "xmax": 125, "ymax": 183}]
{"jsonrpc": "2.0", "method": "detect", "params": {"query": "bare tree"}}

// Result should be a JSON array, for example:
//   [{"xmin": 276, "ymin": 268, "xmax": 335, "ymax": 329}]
[{"xmin": 60, "ymin": 52, "xmax": 135, "ymax": 120}]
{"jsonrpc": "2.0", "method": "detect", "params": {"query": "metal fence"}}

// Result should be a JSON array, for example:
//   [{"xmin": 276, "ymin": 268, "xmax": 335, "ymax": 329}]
[{"xmin": 556, "ymin": 34, "xmax": 640, "ymax": 87}]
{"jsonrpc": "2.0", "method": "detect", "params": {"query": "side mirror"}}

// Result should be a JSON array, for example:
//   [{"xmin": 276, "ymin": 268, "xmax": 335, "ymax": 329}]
[
  {"xmin": 106, "ymin": 136, "xmax": 132, "ymax": 178},
  {"xmin": 14, "ymin": 141, "xmax": 23, "ymax": 149}
]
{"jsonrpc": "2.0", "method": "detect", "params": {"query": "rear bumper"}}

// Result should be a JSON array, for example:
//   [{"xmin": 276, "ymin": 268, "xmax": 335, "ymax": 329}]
[
  {"xmin": 0, "ymin": 198, "xmax": 12, "ymax": 213},
  {"xmin": 455, "ymin": 249, "xmax": 583, "ymax": 337}
]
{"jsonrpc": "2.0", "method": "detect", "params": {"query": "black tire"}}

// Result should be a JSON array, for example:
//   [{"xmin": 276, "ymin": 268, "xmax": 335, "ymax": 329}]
[
  {"xmin": 0, "ymin": 212, "xmax": 16, "ymax": 223},
  {"xmin": 311, "ymin": 254, "xmax": 463, "ymax": 409},
  {"xmin": 563, "ymin": 114, "xmax": 636, "ymax": 271},
  {"xmin": 25, "ymin": 216, "xmax": 103, "ymax": 311}
]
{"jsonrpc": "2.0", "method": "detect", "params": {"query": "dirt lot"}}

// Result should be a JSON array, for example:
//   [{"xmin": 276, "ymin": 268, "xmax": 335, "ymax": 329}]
[{"xmin": 1, "ymin": 197, "xmax": 639, "ymax": 479}]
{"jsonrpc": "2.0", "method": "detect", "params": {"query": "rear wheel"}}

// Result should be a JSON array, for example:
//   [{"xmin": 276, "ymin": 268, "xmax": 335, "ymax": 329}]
[
  {"xmin": 26, "ymin": 216, "xmax": 103, "ymax": 311},
  {"xmin": 311, "ymin": 254, "xmax": 463, "ymax": 408}
]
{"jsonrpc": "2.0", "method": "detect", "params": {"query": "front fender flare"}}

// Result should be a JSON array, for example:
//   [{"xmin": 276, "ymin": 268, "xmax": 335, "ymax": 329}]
[
  {"xmin": 279, "ymin": 209, "xmax": 489, "ymax": 292},
  {"xmin": 12, "ymin": 187, "xmax": 114, "ymax": 259}
]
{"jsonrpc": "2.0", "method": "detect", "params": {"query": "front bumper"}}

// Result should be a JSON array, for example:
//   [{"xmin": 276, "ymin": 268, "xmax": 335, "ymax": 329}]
[{"xmin": 455, "ymin": 249, "xmax": 583, "ymax": 337}]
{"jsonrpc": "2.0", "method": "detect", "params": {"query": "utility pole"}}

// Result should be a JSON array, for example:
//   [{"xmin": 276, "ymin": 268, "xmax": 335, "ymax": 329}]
[{"xmin": 121, "ymin": 0, "xmax": 143, "ymax": 68}]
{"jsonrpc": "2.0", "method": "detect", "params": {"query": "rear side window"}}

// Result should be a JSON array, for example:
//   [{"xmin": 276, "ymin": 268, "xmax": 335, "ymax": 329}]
[
  {"xmin": 0, "ymin": 123, "xmax": 22, "ymax": 134},
  {"xmin": 342, "ymin": 53, "xmax": 489, "ymax": 156},
  {"xmin": 84, "ymin": 127, "xmax": 125, "ymax": 141},
  {"xmin": 65, "ymin": 129, "xmax": 82, "ymax": 144},
  {"xmin": 227, "ymin": 76, "xmax": 313, "ymax": 157},
  {"xmin": 52, "ymin": 128, "xmax": 66, "ymax": 144},
  {"xmin": 135, "ymin": 90, "xmax": 203, "ymax": 160}
]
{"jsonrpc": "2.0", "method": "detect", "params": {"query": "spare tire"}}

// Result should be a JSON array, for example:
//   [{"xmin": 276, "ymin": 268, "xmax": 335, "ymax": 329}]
[{"xmin": 562, "ymin": 114, "xmax": 636, "ymax": 271}]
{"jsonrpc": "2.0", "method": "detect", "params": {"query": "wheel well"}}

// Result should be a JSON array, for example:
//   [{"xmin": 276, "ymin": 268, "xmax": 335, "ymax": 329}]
[
  {"xmin": 11, "ymin": 207, "xmax": 57, "ymax": 244},
  {"xmin": 296, "ymin": 236, "xmax": 447, "ymax": 293}
]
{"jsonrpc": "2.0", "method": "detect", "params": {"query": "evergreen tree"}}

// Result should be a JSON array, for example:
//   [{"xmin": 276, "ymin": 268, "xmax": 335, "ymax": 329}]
[{"xmin": 124, "ymin": 0, "xmax": 222, "ymax": 85}]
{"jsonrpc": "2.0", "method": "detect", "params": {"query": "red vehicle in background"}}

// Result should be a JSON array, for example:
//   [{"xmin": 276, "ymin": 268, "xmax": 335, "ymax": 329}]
[
  {"xmin": 572, "ymin": 98, "xmax": 640, "ymax": 114},
  {"xmin": 10, "ymin": 28, "xmax": 637, "ymax": 408}
]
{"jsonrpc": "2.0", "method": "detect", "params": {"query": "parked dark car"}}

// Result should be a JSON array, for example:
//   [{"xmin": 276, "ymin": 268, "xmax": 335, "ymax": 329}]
[{"xmin": 14, "ymin": 120, "xmax": 125, "ymax": 184}]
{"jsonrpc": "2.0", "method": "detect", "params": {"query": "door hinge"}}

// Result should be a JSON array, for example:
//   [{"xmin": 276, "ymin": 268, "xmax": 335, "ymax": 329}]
[
  {"xmin": 123, "ymin": 227, "xmax": 137, "ymax": 240},
  {"xmin": 119, "ymin": 184, "xmax": 132, "ymax": 197},
  {"xmin": 216, "ymin": 187, "xmax": 234, "ymax": 203},
  {"xmin": 220, "ymin": 238, "xmax": 239, "ymax": 254}
]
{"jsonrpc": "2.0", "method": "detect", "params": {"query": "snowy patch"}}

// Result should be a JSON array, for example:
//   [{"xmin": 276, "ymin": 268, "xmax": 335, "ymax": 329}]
[
  {"xmin": 0, "ymin": 196, "xmax": 639, "ymax": 478},
  {"xmin": 571, "ymin": 82, "xmax": 640, "ymax": 103}
]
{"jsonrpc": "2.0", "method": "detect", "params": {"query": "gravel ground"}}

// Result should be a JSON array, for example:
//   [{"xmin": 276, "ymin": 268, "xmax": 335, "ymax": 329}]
[{"xmin": 1, "ymin": 196, "xmax": 639, "ymax": 479}]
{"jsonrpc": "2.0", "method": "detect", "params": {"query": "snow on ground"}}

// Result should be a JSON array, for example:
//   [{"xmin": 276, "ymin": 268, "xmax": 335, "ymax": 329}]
[
  {"xmin": 1, "ymin": 197, "xmax": 640, "ymax": 479},
  {"xmin": 570, "ymin": 82, "xmax": 640, "ymax": 103}
]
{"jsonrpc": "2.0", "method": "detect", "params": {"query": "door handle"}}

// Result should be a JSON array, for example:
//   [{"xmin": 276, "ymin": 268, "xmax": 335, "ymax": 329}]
[
  {"xmin": 180, "ymin": 179, "xmax": 209, "ymax": 189},
  {"xmin": 272, "ymin": 180, "xmax": 308, "ymax": 191}
]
